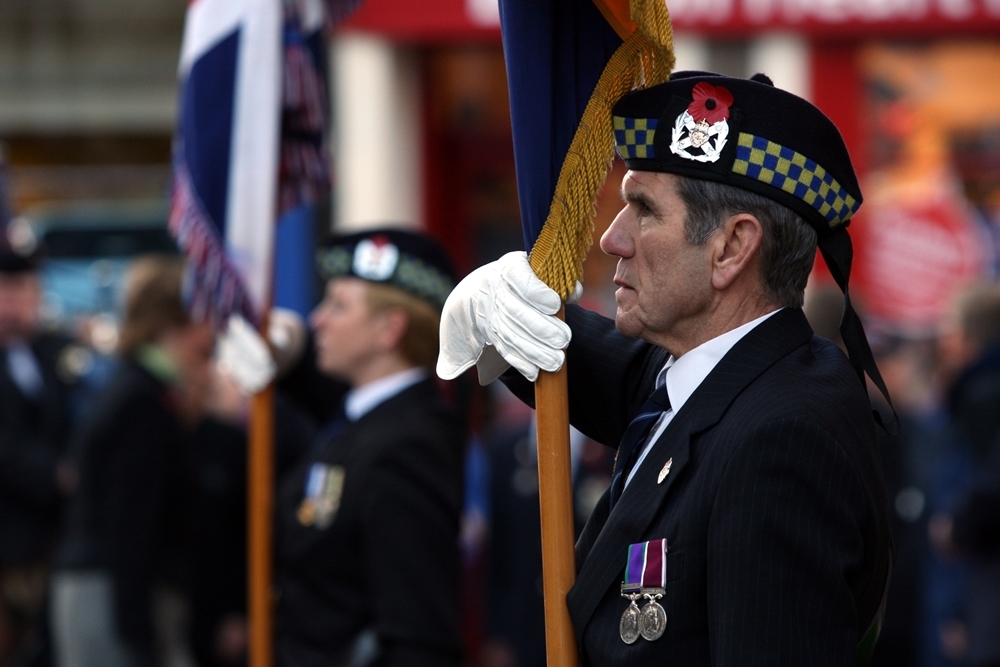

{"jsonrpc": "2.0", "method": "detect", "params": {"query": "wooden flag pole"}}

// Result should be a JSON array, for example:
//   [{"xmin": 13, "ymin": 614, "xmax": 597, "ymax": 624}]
[
  {"xmin": 535, "ymin": 306, "xmax": 579, "ymax": 667},
  {"xmin": 248, "ymin": 310, "xmax": 276, "ymax": 667},
  {"xmin": 518, "ymin": 6, "xmax": 673, "ymax": 667}
]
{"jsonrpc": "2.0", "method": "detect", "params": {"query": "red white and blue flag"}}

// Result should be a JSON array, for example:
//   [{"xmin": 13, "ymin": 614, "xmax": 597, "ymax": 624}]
[{"xmin": 170, "ymin": 0, "xmax": 344, "ymax": 325}]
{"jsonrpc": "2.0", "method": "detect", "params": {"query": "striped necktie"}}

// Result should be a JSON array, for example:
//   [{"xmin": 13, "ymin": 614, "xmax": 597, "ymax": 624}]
[{"xmin": 609, "ymin": 384, "xmax": 671, "ymax": 509}]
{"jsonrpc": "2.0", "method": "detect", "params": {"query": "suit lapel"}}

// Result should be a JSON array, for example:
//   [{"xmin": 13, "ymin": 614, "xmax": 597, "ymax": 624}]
[{"xmin": 566, "ymin": 308, "xmax": 814, "ymax": 641}]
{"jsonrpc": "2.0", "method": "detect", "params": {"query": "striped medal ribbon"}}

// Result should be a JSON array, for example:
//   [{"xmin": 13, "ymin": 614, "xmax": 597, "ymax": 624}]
[{"xmin": 619, "ymin": 538, "xmax": 668, "ymax": 643}]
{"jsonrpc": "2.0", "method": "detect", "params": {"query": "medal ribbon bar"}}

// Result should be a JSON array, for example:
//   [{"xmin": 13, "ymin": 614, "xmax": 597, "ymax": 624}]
[{"xmin": 621, "ymin": 538, "xmax": 667, "ymax": 593}]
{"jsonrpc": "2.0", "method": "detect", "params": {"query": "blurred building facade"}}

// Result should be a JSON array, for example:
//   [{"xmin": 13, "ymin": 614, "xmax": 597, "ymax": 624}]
[
  {"xmin": 334, "ymin": 0, "xmax": 1000, "ymax": 330},
  {"xmin": 5, "ymin": 0, "xmax": 1000, "ymax": 321},
  {"xmin": 0, "ymin": 0, "xmax": 182, "ymax": 206}
]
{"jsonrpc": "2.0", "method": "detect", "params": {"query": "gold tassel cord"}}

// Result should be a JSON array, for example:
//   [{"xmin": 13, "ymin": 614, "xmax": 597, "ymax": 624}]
[{"xmin": 529, "ymin": 0, "xmax": 675, "ymax": 299}]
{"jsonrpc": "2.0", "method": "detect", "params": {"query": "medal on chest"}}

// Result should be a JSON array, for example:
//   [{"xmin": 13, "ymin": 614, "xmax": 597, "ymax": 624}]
[
  {"xmin": 620, "ymin": 538, "xmax": 668, "ymax": 644},
  {"xmin": 296, "ymin": 463, "xmax": 345, "ymax": 529}
]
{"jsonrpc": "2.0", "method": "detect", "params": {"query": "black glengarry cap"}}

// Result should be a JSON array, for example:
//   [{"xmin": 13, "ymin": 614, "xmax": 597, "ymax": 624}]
[
  {"xmin": 613, "ymin": 70, "xmax": 861, "ymax": 238},
  {"xmin": 316, "ymin": 227, "xmax": 456, "ymax": 310}
]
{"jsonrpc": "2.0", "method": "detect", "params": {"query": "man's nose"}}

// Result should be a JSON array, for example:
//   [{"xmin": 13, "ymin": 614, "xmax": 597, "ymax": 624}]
[{"xmin": 600, "ymin": 210, "xmax": 632, "ymax": 258}]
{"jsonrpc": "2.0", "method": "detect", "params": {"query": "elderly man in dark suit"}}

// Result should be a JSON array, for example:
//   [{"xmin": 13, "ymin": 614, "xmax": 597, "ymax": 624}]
[{"xmin": 438, "ymin": 72, "xmax": 894, "ymax": 666}]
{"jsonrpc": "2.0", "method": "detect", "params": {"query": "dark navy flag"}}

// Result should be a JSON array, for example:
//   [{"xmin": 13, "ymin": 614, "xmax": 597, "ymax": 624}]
[
  {"xmin": 498, "ymin": 0, "xmax": 676, "ymax": 299},
  {"xmin": 498, "ymin": 0, "xmax": 622, "ymax": 253},
  {"xmin": 274, "ymin": 0, "xmax": 335, "ymax": 317}
]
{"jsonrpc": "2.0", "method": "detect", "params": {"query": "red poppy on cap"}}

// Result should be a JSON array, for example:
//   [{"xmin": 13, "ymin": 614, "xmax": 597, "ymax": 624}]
[{"xmin": 687, "ymin": 82, "xmax": 734, "ymax": 125}]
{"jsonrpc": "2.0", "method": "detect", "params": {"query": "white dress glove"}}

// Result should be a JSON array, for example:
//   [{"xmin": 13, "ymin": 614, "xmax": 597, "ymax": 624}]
[
  {"xmin": 216, "ymin": 314, "xmax": 277, "ymax": 394},
  {"xmin": 436, "ymin": 251, "xmax": 571, "ymax": 384}
]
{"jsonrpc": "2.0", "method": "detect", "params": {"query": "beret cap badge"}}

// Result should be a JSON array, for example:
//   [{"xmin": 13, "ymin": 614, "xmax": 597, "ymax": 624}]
[
  {"xmin": 670, "ymin": 82, "xmax": 733, "ymax": 164},
  {"xmin": 353, "ymin": 236, "xmax": 400, "ymax": 281}
]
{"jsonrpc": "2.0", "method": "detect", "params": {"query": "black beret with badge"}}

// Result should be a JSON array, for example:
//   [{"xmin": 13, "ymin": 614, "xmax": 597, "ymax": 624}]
[
  {"xmin": 613, "ymin": 70, "xmax": 896, "ymax": 432},
  {"xmin": 613, "ymin": 70, "xmax": 861, "ymax": 238},
  {"xmin": 316, "ymin": 227, "xmax": 457, "ymax": 311}
]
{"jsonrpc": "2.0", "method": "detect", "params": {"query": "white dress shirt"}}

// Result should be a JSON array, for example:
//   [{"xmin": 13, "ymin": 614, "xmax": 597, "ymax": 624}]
[
  {"xmin": 624, "ymin": 309, "xmax": 782, "ymax": 488},
  {"xmin": 344, "ymin": 367, "xmax": 428, "ymax": 421}
]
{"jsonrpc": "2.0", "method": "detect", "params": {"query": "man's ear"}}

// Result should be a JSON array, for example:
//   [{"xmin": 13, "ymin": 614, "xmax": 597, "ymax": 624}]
[{"xmin": 710, "ymin": 213, "xmax": 763, "ymax": 291}]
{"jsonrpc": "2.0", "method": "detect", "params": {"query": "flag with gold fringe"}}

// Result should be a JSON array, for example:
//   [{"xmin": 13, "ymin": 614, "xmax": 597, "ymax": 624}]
[
  {"xmin": 497, "ymin": 4, "xmax": 677, "ymax": 667},
  {"xmin": 499, "ymin": 0, "xmax": 676, "ymax": 298}
]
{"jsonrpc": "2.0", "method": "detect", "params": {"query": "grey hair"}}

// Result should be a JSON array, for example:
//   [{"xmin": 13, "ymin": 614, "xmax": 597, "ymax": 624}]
[{"xmin": 674, "ymin": 176, "xmax": 818, "ymax": 308}]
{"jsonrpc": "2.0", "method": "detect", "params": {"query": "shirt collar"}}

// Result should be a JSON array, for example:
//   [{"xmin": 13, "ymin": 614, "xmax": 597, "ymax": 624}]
[
  {"xmin": 657, "ymin": 308, "xmax": 782, "ymax": 414},
  {"xmin": 345, "ymin": 367, "xmax": 428, "ymax": 421}
]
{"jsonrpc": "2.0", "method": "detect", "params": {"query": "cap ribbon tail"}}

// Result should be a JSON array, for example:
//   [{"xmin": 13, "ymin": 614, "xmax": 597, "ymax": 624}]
[
  {"xmin": 818, "ymin": 230, "xmax": 899, "ymax": 435},
  {"xmin": 528, "ymin": 0, "xmax": 675, "ymax": 300}
]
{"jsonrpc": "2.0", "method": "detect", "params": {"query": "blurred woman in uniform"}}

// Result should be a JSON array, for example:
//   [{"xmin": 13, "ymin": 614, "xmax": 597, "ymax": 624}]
[{"xmin": 274, "ymin": 229, "xmax": 465, "ymax": 667}]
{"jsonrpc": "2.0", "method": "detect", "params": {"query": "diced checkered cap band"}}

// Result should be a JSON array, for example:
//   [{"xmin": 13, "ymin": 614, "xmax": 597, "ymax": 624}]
[
  {"xmin": 613, "ymin": 115, "xmax": 859, "ymax": 230},
  {"xmin": 316, "ymin": 246, "xmax": 454, "ymax": 308},
  {"xmin": 733, "ymin": 133, "xmax": 859, "ymax": 229},
  {"xmin": 614, "ymin": 116, "xmax": 658, "ymax": 160}
]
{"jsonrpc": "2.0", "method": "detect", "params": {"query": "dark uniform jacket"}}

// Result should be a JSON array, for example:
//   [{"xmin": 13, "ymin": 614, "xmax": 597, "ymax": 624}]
[
  {"xmin": 0, "ymin": 332, "xmax": 81, "ymax": 565},
  {"xmin": 275, "ymin": 377, "xmax": 464, "ymax": 667},
  {"xmin": 946, "ymin": 342, "xmax": 1000, "ymax": 665},
  {"xmin": 56, "ymin": 357, "xmax": 195, "ymax": 658},
  {"xmin": 504, "ymin": 306, "xmax": 892, "ymax": 667}
]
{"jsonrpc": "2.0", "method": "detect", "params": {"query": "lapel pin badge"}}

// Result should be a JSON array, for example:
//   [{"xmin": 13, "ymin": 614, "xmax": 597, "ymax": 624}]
[{"xmin": 657, "ymin": 458, "xmax": 673, "ymax": 484}]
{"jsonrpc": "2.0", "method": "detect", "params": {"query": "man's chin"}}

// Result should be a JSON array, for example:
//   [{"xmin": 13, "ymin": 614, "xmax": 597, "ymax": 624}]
[{"xmin": 613, "ymin": 312, "xmax": 641, "ymax": 339}]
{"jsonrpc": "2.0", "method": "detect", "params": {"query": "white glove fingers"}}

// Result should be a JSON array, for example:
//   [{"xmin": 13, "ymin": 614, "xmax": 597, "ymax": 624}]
[
  {"xmin": 490, "ymin": 317, "xmax": 566, "ymax": 372},
  {"xmin": 496, "ymin": 251, "xmax": 563, "ymax": 315},
  {"xmin": 491, "ymin": 296, "xmax": 571, "ymax": 350},
  {"xmin": 490, "ymin": 337, "xmax": 541, "ymax": 382},
  {"xmin": 501, "ymin": 271, "xmax": 563, "ymax": 315}
]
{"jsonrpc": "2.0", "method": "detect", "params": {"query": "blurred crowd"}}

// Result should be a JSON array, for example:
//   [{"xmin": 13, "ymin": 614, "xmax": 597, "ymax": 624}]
[
  {"xmin": 805, "ymin": 283, "xmax": 1000, "ymax": 667},
  {"xmin": 0, "ymin": 216, "xmax": 999, "ymax": 667},
  {"xmin": 0, "ymin": 245, "xmax": 309, "ymax": 667}
]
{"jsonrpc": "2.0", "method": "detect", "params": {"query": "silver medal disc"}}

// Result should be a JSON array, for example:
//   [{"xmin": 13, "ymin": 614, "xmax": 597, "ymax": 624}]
[
  {"xmin": 619, "ymin": 600, "xmax": 641, "ymax": 644},
  {"xmin": 639, "ymin": 599, "xmax": 667, "ymax": 641}
]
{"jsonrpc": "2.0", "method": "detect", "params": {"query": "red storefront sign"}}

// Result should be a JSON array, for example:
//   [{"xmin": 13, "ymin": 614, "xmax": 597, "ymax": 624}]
[
  {"xmin": 342, "ymin": 0, "xmax": 1000, "ymax": 41},
  {"xmin": 343, "ymin": 0, "xmax": 500, "ymax": 41},
  {"xmin": 668, "ymin": 0, "xmax": 1000, "ymax": 37}
]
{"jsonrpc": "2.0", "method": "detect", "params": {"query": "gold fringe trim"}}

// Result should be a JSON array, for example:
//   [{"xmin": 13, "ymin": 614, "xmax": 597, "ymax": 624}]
[{"xmin": 529, "ymin": 0, "xmax": 675, "ymax": 299}]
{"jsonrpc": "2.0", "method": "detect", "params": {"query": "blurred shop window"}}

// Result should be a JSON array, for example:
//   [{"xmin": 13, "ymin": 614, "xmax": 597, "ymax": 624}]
[
  {"xmin": 852, "ymin": 40, "xmax": 1000, "ymax": 338},
  {"xmin": 19, "ymin": 199, "xmax": 177, "ymax": 354}
]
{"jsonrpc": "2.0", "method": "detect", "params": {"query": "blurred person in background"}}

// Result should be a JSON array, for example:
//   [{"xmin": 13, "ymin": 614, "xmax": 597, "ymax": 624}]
[
  {"xmin": 929, "ymin": 282, "xmax": 1000, "ymax": 667},
  {"xmin": 0, "ymin": 220, "xmax": 86, "ymax": 667},
  {"xmin": 50, "ymin": 255, "xmax": 214, "ymax": 667},
  {"xmin": 273, "ymin": 228, "xmax": 465, "ymax": 667},
  {"xmin": 182, "ymin": 312, "xmax": 320, "ymax": 667},
  {"xmin": 805, "ymin": 285, "xmax": 966, "ymax": 667}
]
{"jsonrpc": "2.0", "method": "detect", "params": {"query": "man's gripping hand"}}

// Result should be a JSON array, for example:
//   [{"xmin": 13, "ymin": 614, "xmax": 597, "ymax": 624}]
[{"xmin": 436, "ymin": 251, "xmax": 571, "ymax": 384}]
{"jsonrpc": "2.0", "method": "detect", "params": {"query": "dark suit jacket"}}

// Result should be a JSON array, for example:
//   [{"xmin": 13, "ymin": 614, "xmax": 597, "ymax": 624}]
[
  {"xmin": 0, "ymin": 332, "xmax": 81, "ymax": 565},
  {"xmin": 504, "ymin": 306, "xmax": 892, "ymax": 667},
  {"xmin": 275, "ymin": 378, "xmax": 465, "ymax": 667}
]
